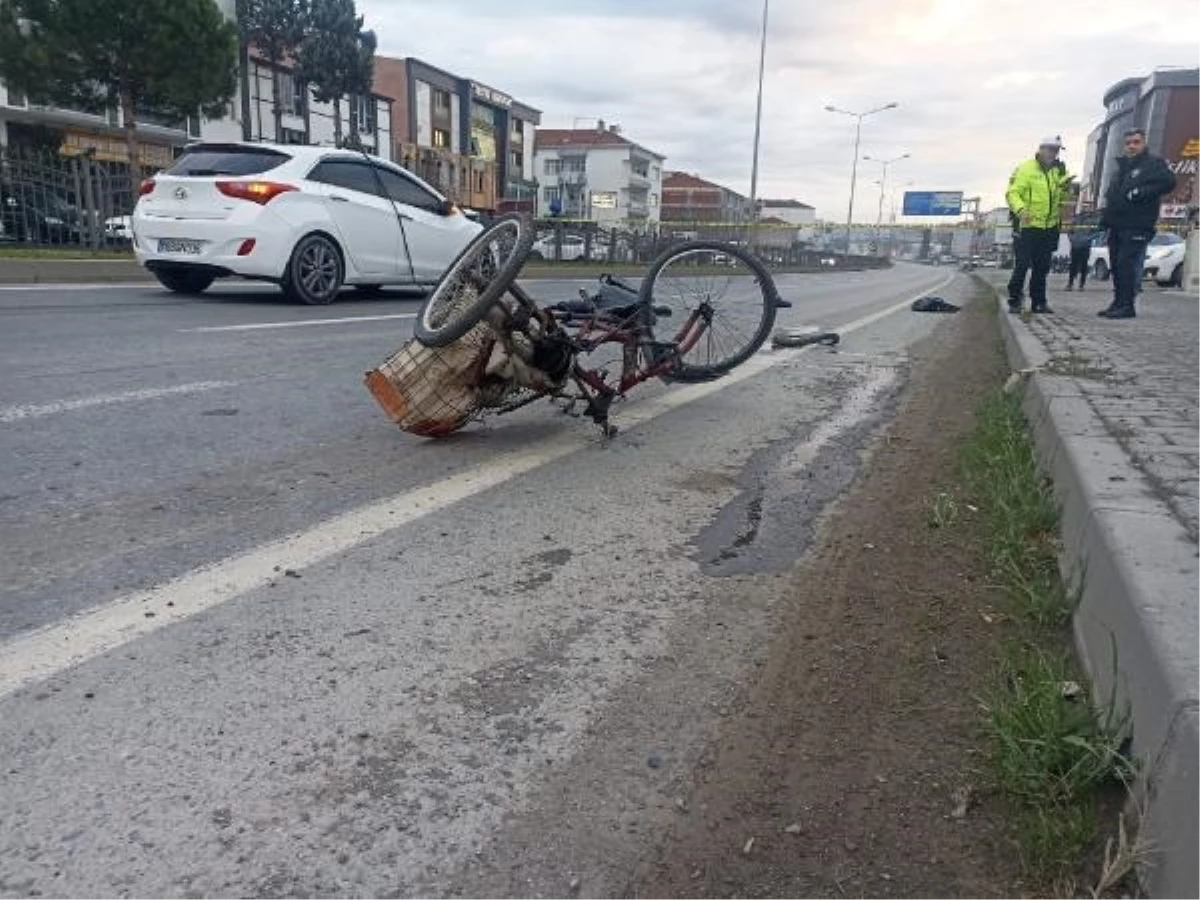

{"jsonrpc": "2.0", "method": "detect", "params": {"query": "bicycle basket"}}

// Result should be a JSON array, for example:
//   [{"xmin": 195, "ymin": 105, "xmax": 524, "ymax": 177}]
[{"xmin": 364, "ymin": 323, "xmax": 496, "ymax": 438}]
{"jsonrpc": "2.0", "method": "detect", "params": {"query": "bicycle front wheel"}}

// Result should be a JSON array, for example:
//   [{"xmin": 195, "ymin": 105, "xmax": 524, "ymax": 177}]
[
  {"xmin": 639, "ymin": 240, "xmax": 778, "ymax": 381},
  {"xmin": 414, "ymin": 214, "xmax": 535, "ymax": 347}
]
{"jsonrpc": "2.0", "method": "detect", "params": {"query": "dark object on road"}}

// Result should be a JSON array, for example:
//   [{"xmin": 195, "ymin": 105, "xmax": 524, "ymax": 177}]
[
  {"xmin": 911, "ymin": 296, "xmax": 961, "ymax": 313},
  {"xmin": 771, "ymin": 328, "xmax": 840, "ymax": 348}
]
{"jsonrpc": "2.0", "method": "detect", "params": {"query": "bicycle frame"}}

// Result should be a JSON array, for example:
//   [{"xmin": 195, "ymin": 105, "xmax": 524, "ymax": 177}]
[{"xmin": 494, "ymin": 282, "xmax": 712, "ymax": 434}]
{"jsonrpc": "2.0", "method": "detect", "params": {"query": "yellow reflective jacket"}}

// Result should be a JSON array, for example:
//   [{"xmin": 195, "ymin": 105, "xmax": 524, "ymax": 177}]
[{"xmin": 1006, "ymin": 158, "xmax": 1073, "ymax": 230}]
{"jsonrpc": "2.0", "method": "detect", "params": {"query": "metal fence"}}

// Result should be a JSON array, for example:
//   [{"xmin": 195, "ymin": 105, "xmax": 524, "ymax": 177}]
[
  {"xmin": 0, "ymin": 146, "xmax": 156, "ymax": 249},
  {"xmin": 511, "ymin": 218, "xmax": 891, "ymax": 270}
]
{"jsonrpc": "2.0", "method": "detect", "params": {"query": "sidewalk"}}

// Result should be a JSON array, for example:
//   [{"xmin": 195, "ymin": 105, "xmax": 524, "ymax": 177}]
[{"xmin": 987, "ymin": 274, "xmax": 1198, "ymax": 898}]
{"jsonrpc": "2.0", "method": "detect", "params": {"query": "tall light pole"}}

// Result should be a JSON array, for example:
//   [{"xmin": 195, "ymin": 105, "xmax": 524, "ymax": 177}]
[
  {"xmin": 864, "ymin": 152, "xmax": 910, "ymax": 227},
  {"xmin": 825, "ymin": 101, "xmax": 898, "ymax": 253},
  {"xmin": 748, "ymin": 0, "xmax": 769, "ymax": 230}
]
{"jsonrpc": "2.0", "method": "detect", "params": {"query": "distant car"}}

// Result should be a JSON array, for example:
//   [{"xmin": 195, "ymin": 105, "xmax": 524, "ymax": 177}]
[
  {"xmin": 105, "ymin": 215, "xmax": 132, "ymax": 243},
  {"xmin": 132, "ymin": 142, "xmax": 483, "ymax": 303}
]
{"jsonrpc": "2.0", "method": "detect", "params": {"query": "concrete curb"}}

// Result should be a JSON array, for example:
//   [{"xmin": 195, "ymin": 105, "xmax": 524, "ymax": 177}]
[{"xmin": 993, "ymin": 290, "xmax": 1199, "ymax": 899}]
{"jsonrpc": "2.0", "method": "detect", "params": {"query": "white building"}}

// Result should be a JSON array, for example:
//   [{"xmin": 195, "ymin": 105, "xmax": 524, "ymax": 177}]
[
  {"xmin": 533, "ymin": 123, "xmax": 665, "ymax": 225},
  {"xmin": 202, "ymin": 54, "xmax": 393, "ymax": 161}
]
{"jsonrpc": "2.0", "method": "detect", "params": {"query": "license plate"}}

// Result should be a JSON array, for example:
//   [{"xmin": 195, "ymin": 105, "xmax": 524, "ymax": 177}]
[{"xmin": 158, "ymin": 238, "xmax": 202, "ymax": 254}]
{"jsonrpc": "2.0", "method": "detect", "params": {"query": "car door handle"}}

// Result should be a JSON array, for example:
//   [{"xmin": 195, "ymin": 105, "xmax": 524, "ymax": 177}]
[{"xmin": 330, "ymin": 194, "xmax": 350, "ymax": 203}]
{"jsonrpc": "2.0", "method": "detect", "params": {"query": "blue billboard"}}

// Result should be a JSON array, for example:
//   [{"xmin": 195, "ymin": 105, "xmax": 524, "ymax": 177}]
[{"xmin": 902, "ymin": 191, "xmax": 964, "ymax": 216}]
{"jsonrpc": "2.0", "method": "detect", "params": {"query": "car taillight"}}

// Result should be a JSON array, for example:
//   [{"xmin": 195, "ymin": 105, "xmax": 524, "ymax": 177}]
[
  {"xmin": 139, "ymin": 179, "xmax": 156, "ymax": 196},
  {"xmin": 216, "ymin": 180, "xmax": 297, "ymax": 205}
]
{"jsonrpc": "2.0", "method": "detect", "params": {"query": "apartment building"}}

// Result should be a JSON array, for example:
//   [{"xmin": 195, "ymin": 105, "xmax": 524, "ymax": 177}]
[
  {"xmin": 534, "ymin": 123, "xmax": 665, "ymax": 224},
  {"xmin": 661, "ymin": 171, "xmax": 749, "ymax": 222},
  {"xmin": 374, "ymin": 56, "xmax": 540, "ymax": 213}
]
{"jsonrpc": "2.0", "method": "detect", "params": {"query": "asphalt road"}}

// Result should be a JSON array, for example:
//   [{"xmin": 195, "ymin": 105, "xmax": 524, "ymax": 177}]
[{"xmin": 0, "ymin": 264, "xmax": 963, "ymax": 897}]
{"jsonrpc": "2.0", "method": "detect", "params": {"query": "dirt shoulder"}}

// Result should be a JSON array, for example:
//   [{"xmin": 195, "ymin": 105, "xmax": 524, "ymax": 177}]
[{"xmin": 628, "ymin": 291, "xmax": 1027, "ymax": 898}]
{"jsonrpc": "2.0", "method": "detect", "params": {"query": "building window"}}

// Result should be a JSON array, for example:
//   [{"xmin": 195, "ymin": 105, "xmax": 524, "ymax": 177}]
[
  {"xmin": 544, "ymin": 158, "xmax": 562, "ymax": 175},
  {"xmin": 432, "ymin": 127, "xmax": 450, "ymax": 149},
  {"xmin": 510, "ymin": 150, "xmax": 521, "ymax": 173},
  {"xmin": 543, "ymin": 186, "xmax": 561, "ymax": 203},
  {"xmin": 353, "ymin": 95, "xmax": 374, "ymax": 134},
  {"xmin": 6, "ymin": 84, "xmax": 27, "ymax": 107},
  {"xmin": 281, "ymin": 127, "xmax": 306, "ymax": 145},
  {"xmin": 434, "ymin": 89, "xmax": 451, "ymax": 111},
  {"xmin": 277, "ymin": 72, "xmax": 304, "ymax": 117},
  {"xmin": 564, "ymin": 158, "xmax": 585, "ymax": 173}
]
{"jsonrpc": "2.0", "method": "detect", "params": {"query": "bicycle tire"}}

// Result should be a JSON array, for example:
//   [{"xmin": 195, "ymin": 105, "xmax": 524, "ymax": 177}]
[
  {"xmin": 639, "ymin": 240, "xmax": 778, "ymax": 381},
  {"xmin": 413, "ymin": 214, "xmax": 535, "ymax": 347}
]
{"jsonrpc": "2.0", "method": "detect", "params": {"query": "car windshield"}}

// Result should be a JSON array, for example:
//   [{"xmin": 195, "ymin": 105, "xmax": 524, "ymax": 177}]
[
  {"xmin": 1150, "ymin": 233, "xmax": 1182, "ymax": 246},
  {"xmin": 165, "ymin": 146, "xmax": 291, "ymax": 177}
]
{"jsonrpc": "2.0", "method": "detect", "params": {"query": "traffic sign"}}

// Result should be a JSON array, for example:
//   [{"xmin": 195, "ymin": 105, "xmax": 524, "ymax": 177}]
[{"xmin": 902, "ymin": 191, "xmax": 964, "ymax": 216}]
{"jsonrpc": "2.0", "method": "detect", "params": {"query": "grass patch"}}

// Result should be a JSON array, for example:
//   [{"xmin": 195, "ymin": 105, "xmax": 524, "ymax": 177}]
[
  {"xmin": 953, "ymin": 385, "xmax": 1137, "ymax": 893},
  {"xmin": 0, "ymin": 246, "xmax": 134, "ymax": 260}
]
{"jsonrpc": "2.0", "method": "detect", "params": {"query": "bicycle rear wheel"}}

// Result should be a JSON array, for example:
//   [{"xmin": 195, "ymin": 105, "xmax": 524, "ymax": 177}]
[
  {"xmin": 640, "ymin": 240, "xmax": 778, "ymax": 381},
  {"xmin": 413, "ymin": 214, "xmax": 535, "ymax": 347}
]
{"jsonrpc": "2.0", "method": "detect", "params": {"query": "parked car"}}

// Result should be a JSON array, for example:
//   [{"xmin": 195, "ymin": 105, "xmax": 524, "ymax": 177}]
[
  {"xmin": 1143, "ymin": 232, "xmax": 1186, "ymax": 287},
  {"xmin": 528, "ymin": 232, "xmax": 607, "ymax": 262},
  {"xmin": 132, "ymin": 142, "xmax": 483, "ymax": 303},
  {"xmin": 104, "ymin": 215, "xmax": 133, "ymax": 243},
  {"xmin": 1089, "ymin": 231, "xmax": 1184, "ymax": 286},
  {"xmin": 0, "ymin": 183, "xmax": 84, "ymax": 244}
]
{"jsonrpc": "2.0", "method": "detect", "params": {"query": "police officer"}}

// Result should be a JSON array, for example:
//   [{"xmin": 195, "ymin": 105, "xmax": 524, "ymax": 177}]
[
  {"xmin": 1099, "ymin": 128, "xmax": 1177, "ymax": 319},
  {"xmin": 1006, "ymin": 136, "xmax": 1074, "ymax": 314}
]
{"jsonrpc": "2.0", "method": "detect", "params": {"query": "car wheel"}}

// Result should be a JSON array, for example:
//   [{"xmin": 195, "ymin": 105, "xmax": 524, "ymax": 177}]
[
  {"xmin": 1093, "ymin": 259, "xmax": 1109, "ymax": 281},
  {"xmin": 282, "ymin": 233, "xmax": 344, "ymax": 305},
  {"xmin": 153, "ymin": 268, "xmax": 216, "ymax": 295},
  {"xmin": 1170, "ymin": 263, "xmax": 1183, "ymax": 287}
]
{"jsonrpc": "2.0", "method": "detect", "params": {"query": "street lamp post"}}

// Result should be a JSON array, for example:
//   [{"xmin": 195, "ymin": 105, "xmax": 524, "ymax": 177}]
[
  {"xmin": 863, "ymin": 152, "xmax": 910, "ymax": 227},
  {"xmin": 825, "ymin": 102, "xmax": 898, "ymax": 253},
  {"xmin": 748, "ymin": 0, "xmax": 769, "ymax": 241}
]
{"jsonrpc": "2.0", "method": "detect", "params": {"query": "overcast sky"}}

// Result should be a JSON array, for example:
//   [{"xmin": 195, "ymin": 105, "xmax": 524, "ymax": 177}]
[{"xmin": 357, "ymin": 0, "xmax": 1197, "ymax": 221}]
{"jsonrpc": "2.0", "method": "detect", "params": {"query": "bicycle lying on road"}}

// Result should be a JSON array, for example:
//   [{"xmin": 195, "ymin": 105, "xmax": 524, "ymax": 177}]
[{"xmin": 365, "ymin": 214, "xmax": 781, "ymax": 438}]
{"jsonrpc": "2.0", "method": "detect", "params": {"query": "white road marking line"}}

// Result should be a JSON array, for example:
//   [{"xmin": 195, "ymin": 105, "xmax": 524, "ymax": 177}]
[
  {"xmin": 0, "ymin": 381, "xmax": 236, "ymax": 424},
  {"xmin": 182, "ymin": 313, "xmax": 417, "ymax": 333},
  {"xmin": 0, "ymin": 282, "xmax": 154, "ymax": 292},
  {"xmin": 0, "ymin": 274, "xmax": 953, "ymax": 700}
]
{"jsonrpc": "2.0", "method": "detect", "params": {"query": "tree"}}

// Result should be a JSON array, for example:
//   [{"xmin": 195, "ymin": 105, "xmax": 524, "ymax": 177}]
[
  {"xmin": 237, "ymin": 0, "xmax": 306, "ymax": 143},
  {"xmin": 295, "ymin": 0, "xmax": 359, "ymax": 148},
  {"xmin": 0, "ymin": 0, "xmax": 237, "ymax": 190}
]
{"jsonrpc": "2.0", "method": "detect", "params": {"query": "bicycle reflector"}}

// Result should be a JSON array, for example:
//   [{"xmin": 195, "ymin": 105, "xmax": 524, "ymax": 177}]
[{"xmin": 215, "ymin": 181, "xmax": 297, "ymax": 205}]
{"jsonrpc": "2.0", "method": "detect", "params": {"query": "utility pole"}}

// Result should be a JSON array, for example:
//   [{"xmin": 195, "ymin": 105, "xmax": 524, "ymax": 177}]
[{"xmin": 747, "ymin": 0, "xmax": 769, "ymax": 245}]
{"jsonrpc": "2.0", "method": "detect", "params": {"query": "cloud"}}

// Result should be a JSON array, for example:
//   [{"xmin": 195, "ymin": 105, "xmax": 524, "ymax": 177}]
[{"xmin": 357, "ymin": 0, "xmax": 1199, "ymax": 220}]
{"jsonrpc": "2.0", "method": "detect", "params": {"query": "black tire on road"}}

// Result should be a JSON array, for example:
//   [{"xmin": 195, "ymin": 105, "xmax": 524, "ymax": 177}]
[
  {"xmin": 1093, "ymin": 259, "xmax": 1109, "ymax": 281},
  {"xmin": 639, "ymin": 240, "xmax": 778, "ymax": 381},
  {"xmin": 153, "ymin": 267, "xmax": 216, "ymax": 295},
  {"xmin": 413, "ymin": 214, "xmax": 534, "ymax": 347},
  {"xmin": 282, "ymin": 233, "xmax": 344, "ymax": 305}
]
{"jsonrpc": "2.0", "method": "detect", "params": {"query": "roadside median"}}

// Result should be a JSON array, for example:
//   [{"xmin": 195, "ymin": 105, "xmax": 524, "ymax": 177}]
[{"xmin": 983, "ymin": 275, "xmax": 1199, "ymax": 899}]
